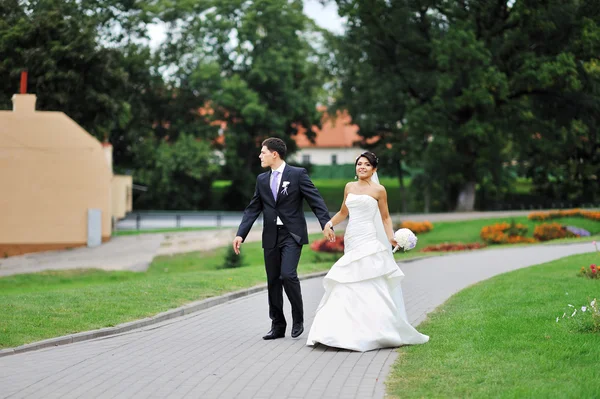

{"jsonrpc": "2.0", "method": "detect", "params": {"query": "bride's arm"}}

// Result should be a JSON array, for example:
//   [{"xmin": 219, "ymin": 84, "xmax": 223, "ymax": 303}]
[
  {"xmin": 325, "ymin": 183, "xmax": 350, "ymax": 230},
  {"xmin": 377, "ymin": 186, "xmax": 395, "ymax": 241}
]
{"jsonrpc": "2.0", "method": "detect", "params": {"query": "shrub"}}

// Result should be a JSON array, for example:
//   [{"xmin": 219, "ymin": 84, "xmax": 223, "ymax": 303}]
[
  {"xmin": 565, "ymin": 226, "xmax": 591, "ymax": 237},
  {"xmin": 533, "ymin": 223, "xmax": 578, "ymax": 241},
  {"xmin": 556, "ymin": 298, "xmax": 600, "ymax": 333},
  {"xmin": 529, "ymin": 209, "xmax": 600, "ymax": 222},
  {"xmin": 310, "ymin": 236, "xmax": 345, "ymax": 253},
  {"xmin": 395, "ymin": 220, "xmax": 434, "ymax": 234},
  {"xmin": 579, "ymin": 264, "xmax": 599, "ymax": 279},
  {"xmin": 480, "ymin": 221, "xmax": 534, "ymax": 244},
  {"xmin": 420, "ymin": 243, "xmax": 486, "ymax": 252},
  {"xmin": 222, "ymin": 245, "xmax": 245, "ymax": 268}
]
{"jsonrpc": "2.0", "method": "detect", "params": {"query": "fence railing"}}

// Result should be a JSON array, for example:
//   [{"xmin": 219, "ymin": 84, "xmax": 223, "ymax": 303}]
[{"xmin": 115, "ymin": 211, "xmax": 329, "ymax": 231}]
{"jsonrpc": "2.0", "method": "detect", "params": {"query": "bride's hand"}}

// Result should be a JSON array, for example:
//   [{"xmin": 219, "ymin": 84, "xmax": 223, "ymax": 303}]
[
  {"xmin": 323, "ymin": 225, "xmax": 336, "ymax": 242},
  {"xmin": 389, "ymin": 237, "xmax": 398, "ymax": 248}
]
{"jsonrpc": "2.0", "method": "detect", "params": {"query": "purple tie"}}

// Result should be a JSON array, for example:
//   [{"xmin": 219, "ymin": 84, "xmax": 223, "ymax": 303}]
[{"xmin": 271, "ymin": 171, "xmax": 280, "ymax": 200}]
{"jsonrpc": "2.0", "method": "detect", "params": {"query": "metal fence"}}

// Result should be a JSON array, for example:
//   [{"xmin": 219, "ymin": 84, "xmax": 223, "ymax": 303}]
[{"xmin": 115, "ymin": 211, "xmax": 327, "ymax": 231}]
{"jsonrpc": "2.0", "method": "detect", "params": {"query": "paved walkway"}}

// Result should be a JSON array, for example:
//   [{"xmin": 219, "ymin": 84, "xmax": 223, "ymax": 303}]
[
  {"xmin": 0, "ymin": 210, "xmax": 542, "ymax": 277},
  {"xmin": 0, "ymin": 242, "xmax": 595, "ymax": 399}
]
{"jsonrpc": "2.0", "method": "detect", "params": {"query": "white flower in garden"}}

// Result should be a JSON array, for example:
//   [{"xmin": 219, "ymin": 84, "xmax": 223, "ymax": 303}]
[
  {"xmin": 582, "ymin": 306, "xmax": 587, "ymax": 312},
  {"xmin": 562, "ymin": 313, "xmax": 566, "ymax": 318},
  {"xmin": 556, "ymin": 317, "xmax": 559, "ymax": 322},
  {"xmin": 592, "ymin": 299, "xmax": 597, "ymax": 307},
  {"xmin": 568, "ymin": 304, "xmax": 574, "ymax": 308},
  {"xmin": 571, "ymin": 309, "xmax": 577, "ymax": 317}
]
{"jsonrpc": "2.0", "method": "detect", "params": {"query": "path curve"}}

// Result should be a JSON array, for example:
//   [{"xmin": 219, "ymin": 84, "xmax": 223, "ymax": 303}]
[{"xmin": 0, "ymin": 242, "xmax": 595, "ymax": 399}]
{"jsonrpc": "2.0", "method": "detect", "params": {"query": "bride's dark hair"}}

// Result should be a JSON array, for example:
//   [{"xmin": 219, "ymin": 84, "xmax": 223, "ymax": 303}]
[{"xmin": 355, "ymin": 151, "xmax": 379, "ymax": 168}]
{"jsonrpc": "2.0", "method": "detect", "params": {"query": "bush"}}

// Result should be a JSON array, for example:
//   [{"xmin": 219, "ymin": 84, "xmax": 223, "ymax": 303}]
[
  {"xmin": 529, "ymin": 209, "xmax": 600, "ymax": 222},
  {"xmin": 420, "ymin": 243, "xmax": 486, "ymax": 252},
  {"xmin": 533, "ymin": 223, "xmax": 578, "ymax": 241},
  {"xmin": 310, "ymin": 236, "xmax": 345, "ymax": 253},
  {"xmin": 556, "ymin": 298, "xmax": 600, "ymax": 333},
  {"xmin": 395, "ymin": 220, "xmax": 434, "ymax": 234},
  {"xmin": 578, "ymin": 264, "xmax": 599, "ymax": 279},
  {"xmin": 222, "ymin": 245, "xmax": 245, "ymax": 268},
  {"xmin": 480, "ymin": 221, "xmax": 536, "ymax": 244}
]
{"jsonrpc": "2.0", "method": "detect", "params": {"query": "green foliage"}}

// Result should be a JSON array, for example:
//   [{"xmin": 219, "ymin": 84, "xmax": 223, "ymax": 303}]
[
  {"xmin": 0, "ymin": 0, "xmax": 129, "ymax": 139},
  {"xmin": 222, "ymin": 245, "xmax": 244, "ymax": 269},
  {"xmin": 134, "ymin": 134, "xmax": 220, "ymax": 210},
  {"xmin": 331, "ymin": 0, "xmax": 600, "ymax": 211},
  {"xmin": 161, "ymin": 0, "xmax": 327, "ymax": 206}
]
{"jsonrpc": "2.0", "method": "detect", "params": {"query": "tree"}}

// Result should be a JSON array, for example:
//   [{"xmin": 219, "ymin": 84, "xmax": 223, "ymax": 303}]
[
  {"xmin": 133, "ymin": 133, "xmax": 220, "ymax": 210},
  {"xmin": 0, "ymin": 0, "xmax": 130, "ymax": 139},
  {"xmin": 160, "ymin": 0, "xmax": 327, "ymax": 208},
  {"xmin": 330, "ymin": 0, "xmax": 600, "ymax": 211}
]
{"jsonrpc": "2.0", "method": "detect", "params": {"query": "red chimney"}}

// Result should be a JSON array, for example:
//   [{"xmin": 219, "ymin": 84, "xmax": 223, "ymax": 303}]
[{"xmin": 20, "ymin": 70, "xmax": 28, "ymax": 94}]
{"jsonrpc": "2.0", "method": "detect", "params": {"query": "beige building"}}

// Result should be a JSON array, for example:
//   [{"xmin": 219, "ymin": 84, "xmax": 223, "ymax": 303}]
[{"xmin": 0, "ymin": 94, "xmax": 132, "ymax": 257}]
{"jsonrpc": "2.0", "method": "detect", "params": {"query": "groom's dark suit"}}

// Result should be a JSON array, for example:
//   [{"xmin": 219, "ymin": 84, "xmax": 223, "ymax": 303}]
[{"xmin": 237, "ymin": 164, "xmax": 330, "ymax": 334}]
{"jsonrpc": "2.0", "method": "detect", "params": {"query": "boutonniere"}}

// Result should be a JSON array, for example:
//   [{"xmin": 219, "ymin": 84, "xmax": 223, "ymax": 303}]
[{"xmin": 281, "ymin": 181, "xmax": 290, "ymax": 195}]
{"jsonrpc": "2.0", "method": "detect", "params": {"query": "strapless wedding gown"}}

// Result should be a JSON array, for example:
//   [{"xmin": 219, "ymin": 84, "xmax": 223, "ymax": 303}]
[{"xmin": 306, "ymin": 193, "xmax": 429, "ymax": 352}]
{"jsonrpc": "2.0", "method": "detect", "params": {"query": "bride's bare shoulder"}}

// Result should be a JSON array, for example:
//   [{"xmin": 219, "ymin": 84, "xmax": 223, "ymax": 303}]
[{"xmin": 373, "ymin": 183, "xmax": 386, "ymax": 197}]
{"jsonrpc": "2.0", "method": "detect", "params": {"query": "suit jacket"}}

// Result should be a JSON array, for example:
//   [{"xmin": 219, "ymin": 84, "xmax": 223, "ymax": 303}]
[{"xmin": 236, "ymin": 165, "xmax": 330, "ymax": 249}]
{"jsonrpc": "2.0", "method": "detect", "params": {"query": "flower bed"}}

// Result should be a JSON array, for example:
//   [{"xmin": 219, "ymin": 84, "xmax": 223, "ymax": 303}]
[
  {"xmin": 420, "ymin": 243, "xmax": 487, "ymax": 252},
  {"xmin": 480, "ymin": 222, "xmax": 537, "ymax": 244},
  {"xmin": 529, "ymin": 209, "xmax": 600, "ymax": 222},
  {"xmin": 533, "ymin": 223, "xmax": 578, "ymax": 241},
  {"xmin": 579, "ymin": 264, "xmax": 599, "ymax": 279},
  {"xmin": 395, "ymin": 220, "xmax": 433, "ymax": 234},
  {"xmin": 310, "ymin": 236, "xmax": 345, "ymax": 253}
]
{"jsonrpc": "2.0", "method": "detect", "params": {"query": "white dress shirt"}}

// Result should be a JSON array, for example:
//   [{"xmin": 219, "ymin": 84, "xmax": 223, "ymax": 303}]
[{"xmin": 270, "ymin": 162, "xmax": 286, "ymax": 225}]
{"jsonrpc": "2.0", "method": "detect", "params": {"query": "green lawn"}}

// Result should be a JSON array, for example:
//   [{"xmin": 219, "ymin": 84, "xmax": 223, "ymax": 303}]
[
  {"xmin": 387, "ymin": 252, "xmax": 600, "ymax": 398},
  {"xmin": 1, "ymin": 215, "xmax": 598, "ymax": 349},
  {"xmin": 0, "ymin": 233, "xmax": 345, "ymax": 349}
]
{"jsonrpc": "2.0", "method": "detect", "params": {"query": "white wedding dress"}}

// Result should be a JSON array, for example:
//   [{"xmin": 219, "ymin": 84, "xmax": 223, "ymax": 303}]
[{"xmin": 306, "ymin": 193, "xmax": 429, "ymax": 352}]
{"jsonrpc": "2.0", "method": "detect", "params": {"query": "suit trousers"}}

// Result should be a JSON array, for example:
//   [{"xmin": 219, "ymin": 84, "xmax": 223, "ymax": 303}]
[{"xmin": 263, "ymin": 225, "xmax": 304, "ymax": 331}]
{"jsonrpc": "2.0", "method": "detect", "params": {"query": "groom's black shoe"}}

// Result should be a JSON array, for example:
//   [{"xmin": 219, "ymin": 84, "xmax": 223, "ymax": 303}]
[
  {"xmin": 291, "ymin": 322, "xmax": 304, "ymax": 338},
  {"xmin": 262, "ymin": 329, "xmax": 285, "ymax": 340}
]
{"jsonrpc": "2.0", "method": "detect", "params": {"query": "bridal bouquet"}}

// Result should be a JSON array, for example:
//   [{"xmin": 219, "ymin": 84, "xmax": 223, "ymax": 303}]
[{"xmin": 392, "ymin": 228, "xmax": 418, "ymax": 253}]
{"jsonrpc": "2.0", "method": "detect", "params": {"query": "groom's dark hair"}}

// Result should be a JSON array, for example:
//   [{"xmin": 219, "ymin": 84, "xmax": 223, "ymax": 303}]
[{"xmin": 262, "ymin": 137, "xmax": 287, "ymax": 159}]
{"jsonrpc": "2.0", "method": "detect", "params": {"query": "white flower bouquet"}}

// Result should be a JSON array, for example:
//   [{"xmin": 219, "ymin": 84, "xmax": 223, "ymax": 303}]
[{"xmin": 392, "ymin": 228, "xmax": 418, "ymax": 253}]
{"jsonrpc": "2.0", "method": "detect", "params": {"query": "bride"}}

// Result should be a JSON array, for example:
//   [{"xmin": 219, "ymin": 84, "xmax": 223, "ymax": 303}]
[{"xmin": 306, "ymin": 151, "xmax": 429, "ymax": 352}]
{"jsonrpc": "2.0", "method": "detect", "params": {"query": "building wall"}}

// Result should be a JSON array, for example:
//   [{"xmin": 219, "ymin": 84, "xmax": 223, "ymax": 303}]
[
  {"xmin": 289, "ymin": 147, "xmax": 366, "ymax": 166},
  {"xmin": 0, "ymin": 95, "xmax": 112, "ymax": 256},
  {"xmin": 112, "ymin": 175, "xmax": 133, "ymax": 220}
]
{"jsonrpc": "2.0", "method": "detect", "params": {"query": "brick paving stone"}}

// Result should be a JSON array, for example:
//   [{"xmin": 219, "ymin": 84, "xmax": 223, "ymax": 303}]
[{"xmin": 0, "ymin": 242, "xmax": 595, "ymax": 399}]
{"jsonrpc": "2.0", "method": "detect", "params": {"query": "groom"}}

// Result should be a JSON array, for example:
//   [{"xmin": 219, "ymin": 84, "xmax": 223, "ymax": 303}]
[{"xmin": 233, "ymin": 137, "xmax": 333, "ymax": 340}]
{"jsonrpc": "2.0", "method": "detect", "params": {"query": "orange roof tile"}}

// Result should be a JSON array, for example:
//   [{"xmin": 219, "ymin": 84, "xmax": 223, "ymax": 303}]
[{"xmin": 294, "ymin": 110, "xmax": 361, "ymax": 148}]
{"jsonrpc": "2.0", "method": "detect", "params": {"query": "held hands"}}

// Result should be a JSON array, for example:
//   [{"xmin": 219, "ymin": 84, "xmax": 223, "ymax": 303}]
[
  {"xmin": 323, "ymin": 224, "xmax": 336, "ymax": 242},
  {"xmin": 232, "ymin": 236, "xmax": 243, "ymax": 255}
]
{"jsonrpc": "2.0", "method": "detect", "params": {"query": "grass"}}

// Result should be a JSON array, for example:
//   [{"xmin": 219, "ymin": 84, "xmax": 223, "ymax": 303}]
[
  {"xmin": 113, "ymin": 227, "xmax": 219, "ymax": 236},
  {"xmin": 0, "ymin": 233, "xmax": 343, "ymax": 349},
  {"xmin": 1, "ymin": 215, "xmax": 597, "ymax": 349},
  {"xmin": 387, "ymin": 252, "xmax": 600, "ymax": 398}
]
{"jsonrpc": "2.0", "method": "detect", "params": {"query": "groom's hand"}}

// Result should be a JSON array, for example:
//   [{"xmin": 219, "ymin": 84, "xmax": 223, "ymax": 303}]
[{"xmin": 233, "ymin": 236, "xmax": 243, "ymax": 255}]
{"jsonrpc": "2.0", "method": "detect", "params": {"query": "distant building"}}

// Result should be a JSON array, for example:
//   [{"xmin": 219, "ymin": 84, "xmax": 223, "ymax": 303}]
[
  {"xmin": 290, "ymin": 109, "xmax": 365, "ymax": 165},
  {"xmin": 0, "ymin": 94, "xmax": 132, "ymax": 257}
]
